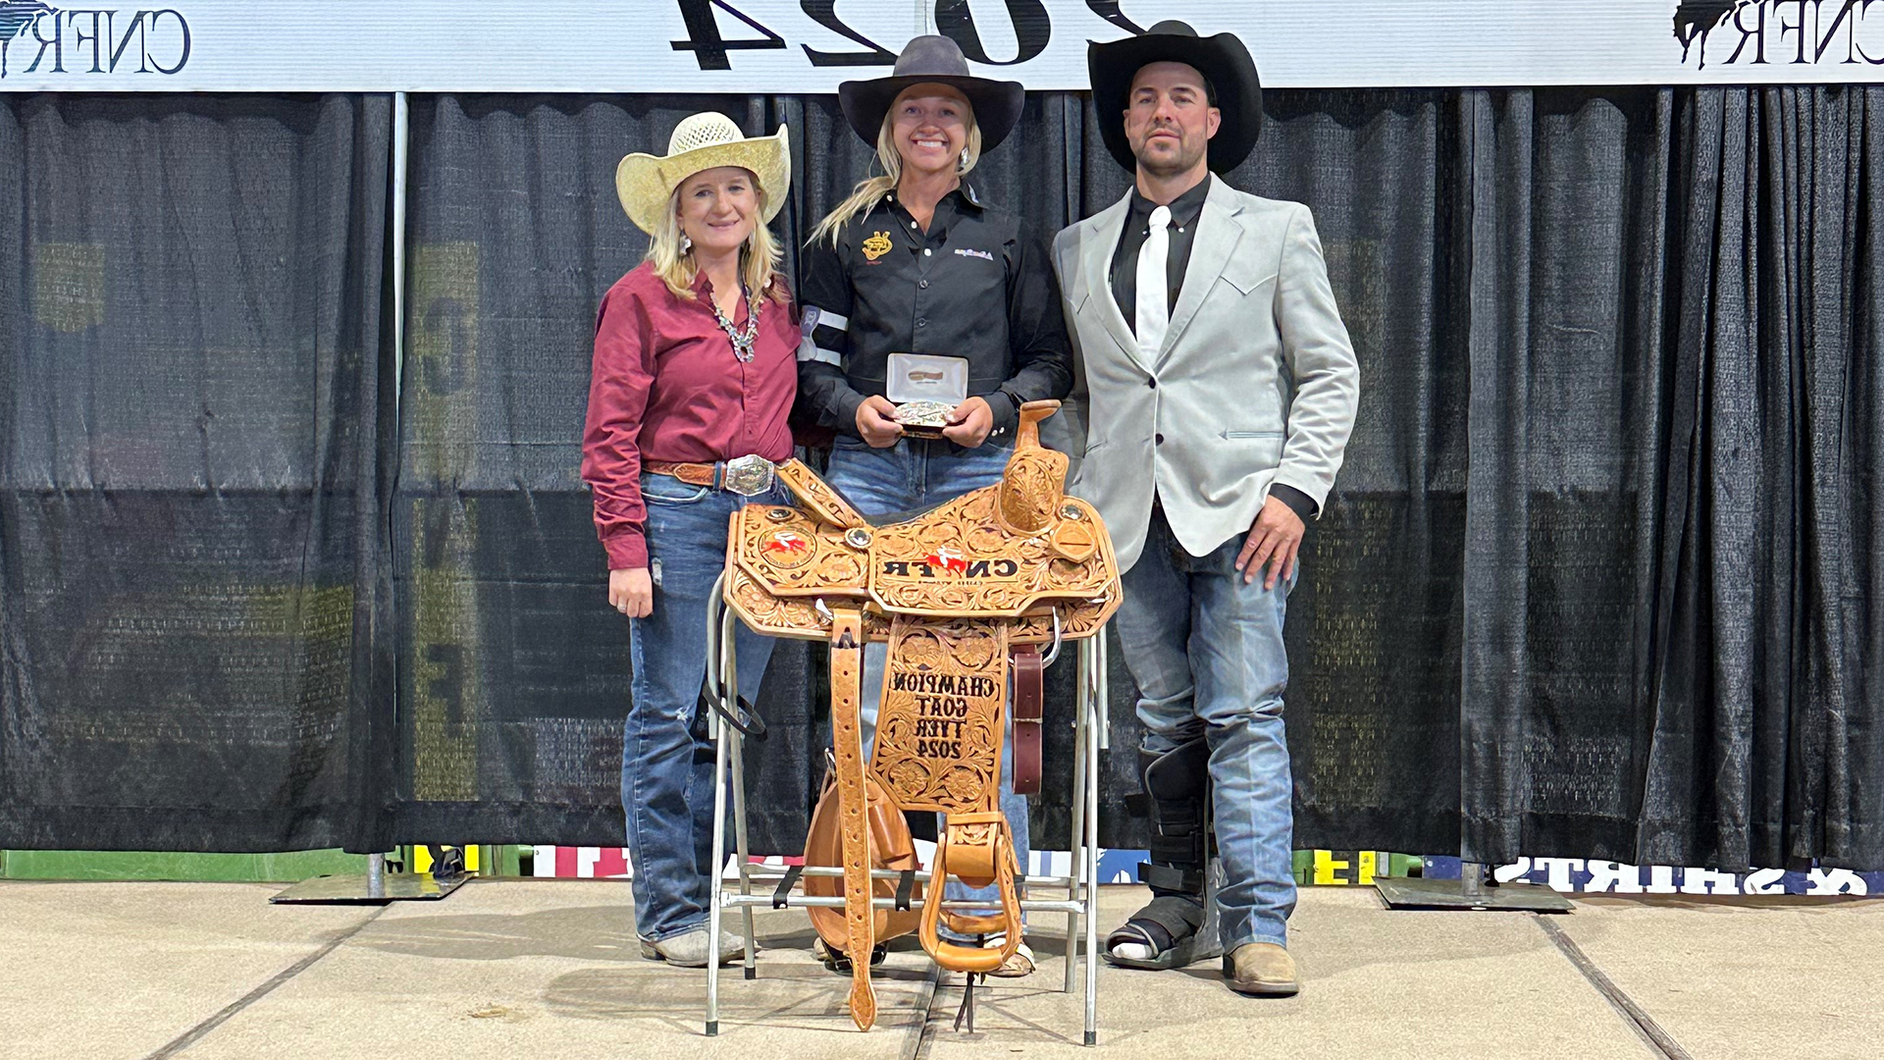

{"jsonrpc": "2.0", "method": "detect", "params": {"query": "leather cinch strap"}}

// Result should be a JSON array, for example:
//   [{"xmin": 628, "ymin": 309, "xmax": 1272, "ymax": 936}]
[
  {"xmin": 1011, "ymin": 645, "xmax": 1044, "ymax": 796},
  {"xmin": 826, "ymin": 608, "xmax": 877, "ymax": 1031}
]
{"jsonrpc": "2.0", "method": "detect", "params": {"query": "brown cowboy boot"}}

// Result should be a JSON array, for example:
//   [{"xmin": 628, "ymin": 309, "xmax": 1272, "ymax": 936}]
[{"xmin": 1223, "ymin": 942, "xmax": 1300, "ymax": 996}]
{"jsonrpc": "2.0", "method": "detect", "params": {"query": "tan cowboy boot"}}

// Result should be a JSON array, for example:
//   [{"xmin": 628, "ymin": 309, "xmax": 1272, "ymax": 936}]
[
  {"xmin": 639, "ymin": 927, "xmax": 746, "ymax": 968},
  {"xmin": 1223, "ymin": 942, "xmax": 1300, "ymax": 997}
]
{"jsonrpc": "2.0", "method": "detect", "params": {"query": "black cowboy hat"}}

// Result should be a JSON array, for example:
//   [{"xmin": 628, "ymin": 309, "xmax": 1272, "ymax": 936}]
[
  {"xmin": 1088, "ymin": 21, "xmax": 1263, "ymax": 173},
  {"xmin": 838, "ymin": 35, "xmax": 1026, "ymax": 153}
]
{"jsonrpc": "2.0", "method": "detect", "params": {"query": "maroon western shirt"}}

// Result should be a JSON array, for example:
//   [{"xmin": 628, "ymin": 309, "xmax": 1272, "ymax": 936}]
[{"xmin": 581, "ymin": 263, "xmax": 797, "ymax": 570}]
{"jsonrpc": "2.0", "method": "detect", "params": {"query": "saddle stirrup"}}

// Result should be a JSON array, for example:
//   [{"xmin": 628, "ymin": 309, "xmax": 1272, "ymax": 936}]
[{"xmin": 918, "ymin": 811, "xmax": 1023, "ymax": 973}]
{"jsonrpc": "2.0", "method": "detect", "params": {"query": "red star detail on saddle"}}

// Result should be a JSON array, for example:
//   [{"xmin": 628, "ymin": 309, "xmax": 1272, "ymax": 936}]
[
  {"xmin": 765, "ymin": 531, "xmax": 810, "ymax": 555},
  {"xmin": 924, "ymin": 546, "xmax": 969, "ymax": 573}
]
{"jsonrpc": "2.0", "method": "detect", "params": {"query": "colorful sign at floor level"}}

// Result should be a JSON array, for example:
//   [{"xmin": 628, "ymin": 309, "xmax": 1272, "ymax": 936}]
[
  {"xmin": 534, "ymin": 847, "xmax": 1884, "ymax": 896},
  {"xmin": 1458, "ymin": 857, "xmax": 1883, "ymax": 896}
]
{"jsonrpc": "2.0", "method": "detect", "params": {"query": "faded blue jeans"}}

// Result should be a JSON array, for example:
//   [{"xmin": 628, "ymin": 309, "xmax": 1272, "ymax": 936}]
[
  {"xmin": 824, "ymin": 434, "xmax": 1030, "ymax": 930},
  {"xmin": 623, "ymin": 471, "xmax": 785, "ymax": 943},
  {"xmin": 1113, "ymin": 505, "xmax": 1298, "ymax": 951}
]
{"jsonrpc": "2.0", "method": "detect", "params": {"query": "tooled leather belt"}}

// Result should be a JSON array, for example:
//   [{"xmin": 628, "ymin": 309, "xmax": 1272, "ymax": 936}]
[{"xmin": 644, "ymin": 453, "xmax": 777, "ymax": 496}]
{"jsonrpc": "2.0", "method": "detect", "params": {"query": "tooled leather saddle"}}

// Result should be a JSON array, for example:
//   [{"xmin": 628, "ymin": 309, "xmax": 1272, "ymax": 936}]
[{"xmin": 722, "ymin": 401, "xmax": 1121, "ymax": 1030}]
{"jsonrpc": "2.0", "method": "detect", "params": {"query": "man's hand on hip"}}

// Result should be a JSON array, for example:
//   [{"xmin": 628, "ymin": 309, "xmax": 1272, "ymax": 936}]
[{"xmin": 1236, "ymin": 495, "xmax": 1305, "ymax": 590}]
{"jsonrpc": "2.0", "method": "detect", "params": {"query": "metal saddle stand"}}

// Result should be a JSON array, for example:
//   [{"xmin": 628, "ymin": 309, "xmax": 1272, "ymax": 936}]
[{"xmin": 702, "ymin": 401, "xmax": 1119, "ymax": 1045}]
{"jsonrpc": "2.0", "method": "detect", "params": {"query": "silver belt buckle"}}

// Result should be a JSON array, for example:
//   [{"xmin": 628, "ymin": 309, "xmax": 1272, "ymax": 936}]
[{"xmin": 721, "ymin": 454, "xmax": 776, "ymax": 497}]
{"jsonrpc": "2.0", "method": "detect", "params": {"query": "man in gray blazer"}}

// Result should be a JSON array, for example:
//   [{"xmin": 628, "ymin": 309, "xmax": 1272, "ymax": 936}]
[{"xmin": 1052, "ymin": 22, "xmax": 1359, "ymax": 997}]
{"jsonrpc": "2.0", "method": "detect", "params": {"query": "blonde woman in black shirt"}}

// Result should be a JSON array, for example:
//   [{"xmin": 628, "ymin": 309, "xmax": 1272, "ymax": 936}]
[{"xmin": 796, "ymin": 35, "xmax": 1072, "ymax": 978}]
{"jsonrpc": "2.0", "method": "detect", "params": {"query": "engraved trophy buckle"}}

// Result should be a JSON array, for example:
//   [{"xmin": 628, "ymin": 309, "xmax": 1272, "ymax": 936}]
[
  {"xmin": 887, "ymin": 353, "xmax": 969, "ymax": 439},
  {"xmin": 721, "ymin": 454, "xmax": 776, "ymax": 497}
]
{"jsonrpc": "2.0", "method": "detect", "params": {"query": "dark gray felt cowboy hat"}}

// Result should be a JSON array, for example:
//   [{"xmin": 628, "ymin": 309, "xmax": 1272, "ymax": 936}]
[
  {"xmin": 1088, "ymin": 20, "xmax": 1263, "ymax": 173},
  {"xmin": 838, "ymin": 35, "xmax": 1026, "ymax": 152}
]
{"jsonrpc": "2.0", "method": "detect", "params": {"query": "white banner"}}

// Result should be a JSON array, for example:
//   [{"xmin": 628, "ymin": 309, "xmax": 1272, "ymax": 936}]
[{"xmin": 2, "ymin": 1, "xmax": 1883, "ymax": 92}]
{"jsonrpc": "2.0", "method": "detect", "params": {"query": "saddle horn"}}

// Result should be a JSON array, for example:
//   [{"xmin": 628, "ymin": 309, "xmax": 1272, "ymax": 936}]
[{"xmin": 997, "ymin": 400, "xmax": 1067, "ymax": 536}]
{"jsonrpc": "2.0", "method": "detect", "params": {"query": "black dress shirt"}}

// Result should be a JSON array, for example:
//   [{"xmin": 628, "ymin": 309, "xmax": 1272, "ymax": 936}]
[
  {"xmin": 1106, "ymin": 175, "xmax": 1318, "ymax": 522},
  {"xmin": 1108, "ymin": 175, "xmax": 1212, "ymax": 335},
  {"xmin": 797, "ymin": 185, "xmax": 1072, "ymax": 442}
]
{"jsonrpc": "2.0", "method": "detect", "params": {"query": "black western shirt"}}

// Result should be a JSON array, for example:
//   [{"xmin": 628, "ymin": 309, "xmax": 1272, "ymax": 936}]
[{"xmin": 797, "ymin": 186, "xmax": 1072, "ymax": 442}]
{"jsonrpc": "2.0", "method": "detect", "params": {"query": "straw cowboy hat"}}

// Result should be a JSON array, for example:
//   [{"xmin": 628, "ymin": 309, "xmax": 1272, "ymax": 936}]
[
  {"xmin": 838, "ymin": 35, "xmax": 1025, "ymax": 152},
  {"xmin": 1088, "ymin": 20, "xmax": 1263, "ymax": 173},
  {"xmin": 614, "ymin": 112, "xmax": 791, "ymax": 235}
]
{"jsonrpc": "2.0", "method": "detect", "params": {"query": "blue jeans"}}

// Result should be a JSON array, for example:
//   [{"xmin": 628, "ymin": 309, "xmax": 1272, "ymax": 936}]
[
  {"xmin": 825, "ymin": 435, "xmax": 1030, "ymax": 928},
  {"xmin": 1113, "ymin": 505, "xmax": 1297, "ymax": 951},
  {"xmin": 623, "ymin": 472, "xmax": 784, "ymax": 943}
]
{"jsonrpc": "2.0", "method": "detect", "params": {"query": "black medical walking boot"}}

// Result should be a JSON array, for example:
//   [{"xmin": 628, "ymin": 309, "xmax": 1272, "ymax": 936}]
[{"xmin": 1104, "ymin": 737, "xmax": 1223, "ymax": 969}]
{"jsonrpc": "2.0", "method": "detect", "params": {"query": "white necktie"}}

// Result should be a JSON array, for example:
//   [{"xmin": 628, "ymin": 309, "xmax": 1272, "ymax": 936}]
[{"xmin": 1135, "ymin": 204, "xmax": 1172, "ymax": 358}]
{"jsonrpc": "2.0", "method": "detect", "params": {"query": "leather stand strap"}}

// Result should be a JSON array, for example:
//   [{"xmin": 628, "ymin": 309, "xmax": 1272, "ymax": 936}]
[
  {"xmin": 827, "ymin": 608, "xmax": 876, "ymax": 1031},
  {"xmin": 1010, "ymin": 645, "xmax": 1044, "ymax": 795}
]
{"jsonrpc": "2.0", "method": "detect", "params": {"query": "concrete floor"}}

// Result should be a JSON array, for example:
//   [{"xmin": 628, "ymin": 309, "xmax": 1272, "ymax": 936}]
[{"xmin": 2, "ymin": 879, "xmax": 1877, "ymax": 1060}]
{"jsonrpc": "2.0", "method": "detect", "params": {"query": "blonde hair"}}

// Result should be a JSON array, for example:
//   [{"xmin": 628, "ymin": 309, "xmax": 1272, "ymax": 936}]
[
  {"xmin": 647, "ymin": 171, "xmax": 788, "ymax": 304},
  {"xmin": 809, "ymin": 94, "xmax": 984, "ymax": 248}
]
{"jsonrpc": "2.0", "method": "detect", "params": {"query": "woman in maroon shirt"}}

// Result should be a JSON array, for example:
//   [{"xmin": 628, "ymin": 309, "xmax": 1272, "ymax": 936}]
[{"xmin": 581, "ymin": 113, "xmax": 796, "ymax": 968}]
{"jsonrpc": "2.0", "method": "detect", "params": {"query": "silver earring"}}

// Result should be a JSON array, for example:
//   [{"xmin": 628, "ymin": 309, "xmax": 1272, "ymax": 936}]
[
  {"xmin": 958, "ymin": 148, "xmax": 970, "ymax": 171},
  {"xmin": 681, "ymin": 234, "xmax": 692, "ymax": 253}
]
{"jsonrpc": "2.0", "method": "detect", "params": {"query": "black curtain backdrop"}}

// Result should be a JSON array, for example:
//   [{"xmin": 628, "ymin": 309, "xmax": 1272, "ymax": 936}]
[
  {"xmin": 0, "ymin": 93, "xmax": 395, "ymax": 852},
  {"xmin": 2, "ymin": 86, "xmax": 1878, "ymax": 873}
]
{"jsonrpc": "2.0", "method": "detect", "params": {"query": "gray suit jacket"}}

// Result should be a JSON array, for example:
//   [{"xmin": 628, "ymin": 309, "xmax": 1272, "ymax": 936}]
[{"xmin": 1051, "ymin": 178, "xmax": 1360, "ymax": 572}]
